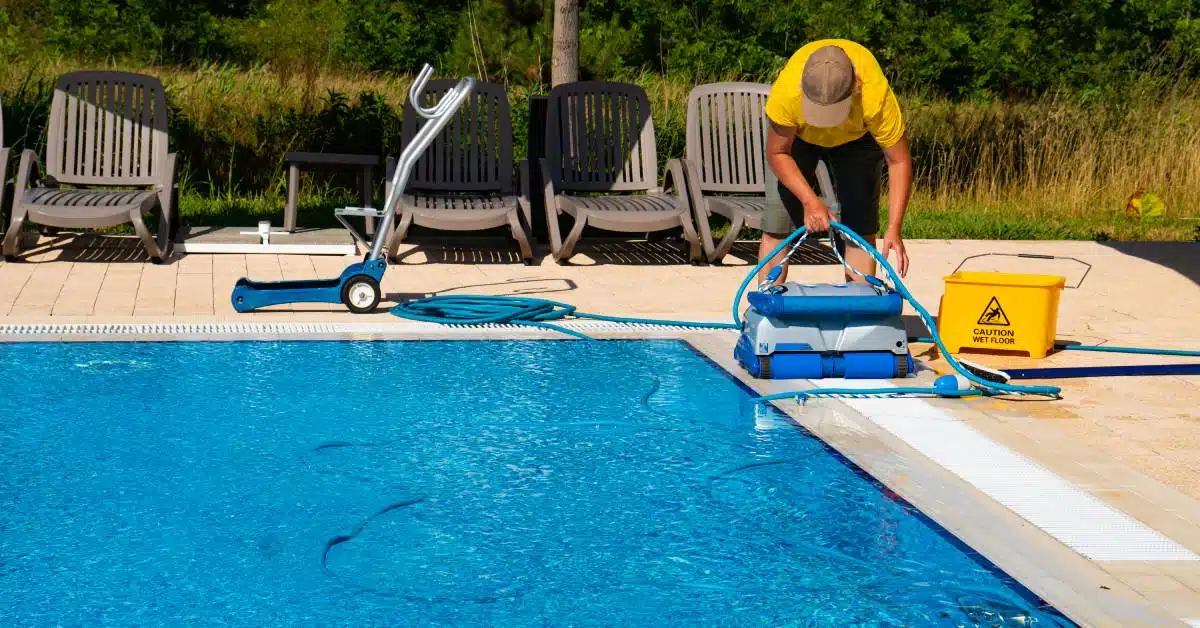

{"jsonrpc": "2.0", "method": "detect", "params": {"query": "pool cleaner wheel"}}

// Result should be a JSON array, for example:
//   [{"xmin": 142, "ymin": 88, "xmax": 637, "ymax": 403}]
[{"xmin": 341, "ymin": 275, "xmax": 381, "ymax": 314}]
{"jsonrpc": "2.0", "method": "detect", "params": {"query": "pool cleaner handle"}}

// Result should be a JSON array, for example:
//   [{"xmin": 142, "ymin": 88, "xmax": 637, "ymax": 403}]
[{"xmin": 367, "ymin": 67, "xmax": 476, "ymax": 261}]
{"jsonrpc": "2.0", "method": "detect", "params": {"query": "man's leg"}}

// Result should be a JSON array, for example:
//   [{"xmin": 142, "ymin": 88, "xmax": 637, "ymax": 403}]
[
  {"xmin": 827, "ymin": 135, "xmax": 885, "ymax": 282},
  {"xmin": 756, "ymin": 232, "xmax": 790, "ymax": 284},
  {"xmin": 757, "ymin": 162, "xmax": 796, "ymax": 284}
]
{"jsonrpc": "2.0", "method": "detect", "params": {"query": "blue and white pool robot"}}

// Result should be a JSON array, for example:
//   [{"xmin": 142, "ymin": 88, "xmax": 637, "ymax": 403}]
[
  {"xmin": 735, "ymin": 278, "xmax": 914, "ymax": 379},
  {"xmin": 734, "ymin": 227, "xmax": 914, "ymax": 380},
  {"xmin": 231, "ymin": 65, "xmax": 474, "ymax": 313}
]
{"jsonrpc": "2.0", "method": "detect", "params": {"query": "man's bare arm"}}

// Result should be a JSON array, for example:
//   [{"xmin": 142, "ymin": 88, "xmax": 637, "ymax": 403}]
[{"xmin": 766, "ymin": 120, "xmax": 833, "ymax": 232}]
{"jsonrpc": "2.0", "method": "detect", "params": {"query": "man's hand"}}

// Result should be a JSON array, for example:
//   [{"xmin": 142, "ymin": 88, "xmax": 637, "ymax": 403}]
[
  {"xmin": 802, "ymin": 197, "xmax": 834, "ymax": 233},
  {"xmin": 880, "ymin": 228, "xmax": 909, "ymax": 277},
  {"xmin": 880, "ymin": 136, "xmax": 913, "ymax": 278}
]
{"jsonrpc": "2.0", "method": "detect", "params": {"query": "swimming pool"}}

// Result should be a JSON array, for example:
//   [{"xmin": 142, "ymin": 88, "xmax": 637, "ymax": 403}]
[{"xmin": 0, "ymin": 339, "xmax": 1073, "ymax": 625}]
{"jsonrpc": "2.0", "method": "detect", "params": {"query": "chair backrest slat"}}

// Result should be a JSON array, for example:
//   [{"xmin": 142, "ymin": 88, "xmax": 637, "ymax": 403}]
[
  {"xmin": 402, "ymin": 79, "xmax": 513, "ymax": 193},
  {"xmin": 45, "ymin": 71, "xmax": 168, "ymax": 186},
  {"xmin": 685, "ymin": 82, "xmax": 771, "ymax": 194},
  {"xmin": 545, "ymin": 81, "xmax": 657, "ymax": 193}
]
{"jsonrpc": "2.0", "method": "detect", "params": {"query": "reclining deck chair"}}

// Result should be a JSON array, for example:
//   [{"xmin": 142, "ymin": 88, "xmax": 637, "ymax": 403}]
[
  {"xmin": 386, "ymin": 80, "xmax": 533, "ymax": 262},
  {"xmin": 3, "ymin": 71, "xmax": 176, "ymax": 262},
  {"xmin": 672, "ymin": 82, "xmax": 773, "ymax": 263},
  {"xmin": 530, "ymin": 81, "xmax": 700, "ymax": 263}
]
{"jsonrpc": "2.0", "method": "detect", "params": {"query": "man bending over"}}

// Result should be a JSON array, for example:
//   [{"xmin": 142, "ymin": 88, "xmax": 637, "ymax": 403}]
[{"xmin": 760, "ymin": 39, "xmax": 913, "ymax": 282}]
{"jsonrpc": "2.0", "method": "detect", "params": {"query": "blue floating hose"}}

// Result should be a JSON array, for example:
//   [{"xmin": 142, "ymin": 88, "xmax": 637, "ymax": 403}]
[
  {"xmin": 391, "ymin": 295, "xmax": 739, "ymax": 341},
  {"xmin": 391, "ymin": 222, "xmax": 1064, "ymax": 400}
]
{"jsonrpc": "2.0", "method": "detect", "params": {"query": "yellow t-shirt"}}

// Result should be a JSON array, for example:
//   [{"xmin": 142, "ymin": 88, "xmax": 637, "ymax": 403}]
[{"xmin": 764, "ymin": 39, "xmax": 905, "ymax": 149}]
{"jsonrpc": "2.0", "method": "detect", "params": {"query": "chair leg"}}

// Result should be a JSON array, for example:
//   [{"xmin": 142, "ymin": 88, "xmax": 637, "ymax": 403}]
[
  {"xmin": 677, "ymin": 212, "xmax": 703, "ymax": 264},
  {"xmin": 711, "ymin": 214, "xmax": 745, "ymax": 263},
  {"xmin": 3, "ymin": 204, "xmax": 28, "ymax": 260},
  {"xmin": 695, "ymin": 204, "xmax": 717, "ymax": 262},
  {"xmin": 507, "ymin": 210, "xmax": 534, "ymax": 264},
  {"xmin": 155, "ymin": 204, "xmax": 173, "ymax": 260},
  {"xmin": 386, "ymin": 211, "xmax": 415, "ymax": 261},
  {"xmin": 546, "ymin": 204, "xmax": 565, "ymax": 260},
  {"xmin": 557, "ymin": 213, "xmax": 587, "ymax": 262},
  {"xmin": 130, "ymin": 209, "xmax": 165, "ymax": 263}
]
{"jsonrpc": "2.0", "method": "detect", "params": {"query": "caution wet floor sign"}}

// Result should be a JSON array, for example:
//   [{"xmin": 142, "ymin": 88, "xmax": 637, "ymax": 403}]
[{"xmin": 937, "ymin": 272, "xmax": 1066, "ymax": 359}]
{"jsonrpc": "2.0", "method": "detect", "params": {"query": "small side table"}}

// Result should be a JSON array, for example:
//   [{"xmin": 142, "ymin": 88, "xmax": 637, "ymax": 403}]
[{"xmin": 284, "ymin": 152, "xmax": 381, "ymax": 234}]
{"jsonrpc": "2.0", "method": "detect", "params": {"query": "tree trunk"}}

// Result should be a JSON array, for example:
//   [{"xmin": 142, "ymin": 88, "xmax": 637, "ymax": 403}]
[{"xmin": 551, "ymin": 0, "xmax": 579, "ymax": 86}]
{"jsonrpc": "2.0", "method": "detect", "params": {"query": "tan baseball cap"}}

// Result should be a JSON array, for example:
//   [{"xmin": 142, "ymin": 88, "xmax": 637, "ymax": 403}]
[{"xmin": 801, "ymin": 45, "xmax": 855, "ymax": 128}]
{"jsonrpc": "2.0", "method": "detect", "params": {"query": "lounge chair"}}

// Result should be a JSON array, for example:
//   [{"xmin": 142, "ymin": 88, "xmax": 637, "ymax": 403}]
[
  {"xmin": 529, "ymin": 81, "xmax": 701, "ymax": 263},
  {"xmin": 3, "ymin": 71, "xmax": 176, "ymax": 262},
  {"xmin": 386, "ymin": 80, "xmax": 534, "ymax": 263},
  {"xmin": 670, "ymin": 82, "xmax": 775, "ymax": 263}
]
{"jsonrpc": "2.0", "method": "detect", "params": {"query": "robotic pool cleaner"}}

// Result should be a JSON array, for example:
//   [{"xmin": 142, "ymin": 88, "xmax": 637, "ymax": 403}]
[{"xmin": 735, "ymin": 278, "xmax": 914, "ymax": 380}]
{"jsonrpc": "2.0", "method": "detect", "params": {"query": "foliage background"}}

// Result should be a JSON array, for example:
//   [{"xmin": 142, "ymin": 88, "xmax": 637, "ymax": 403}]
[{"xmin": 0, "ymin": 0, "xmax": 1197, "ymax": 239}]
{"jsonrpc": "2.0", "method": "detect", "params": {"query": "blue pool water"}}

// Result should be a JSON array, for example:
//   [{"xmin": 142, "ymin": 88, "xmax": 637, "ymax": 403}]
[{"xmin": 0, "ymin": 340, "xmax": 1073, "ymax": 626}]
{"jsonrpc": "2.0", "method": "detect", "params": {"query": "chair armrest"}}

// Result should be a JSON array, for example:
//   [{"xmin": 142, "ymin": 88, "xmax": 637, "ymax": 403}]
[
  {"xmin": 673, "ymin": 157, "xmax": 707, "ymax": 215},
  {"xmin": 517, "ymin": 159, "xmax": 532, "ymax": 223},
  {"xmin": 157, "ymin": 153, "xmax": 178, "ymax": 209},
  {"xmin": 664, "ymin": 158, "xmax": 686, "ymax": 198},
  {"xmin": 158, "ymin": 154, "xmax": 178, "ymax": 218},
  {"xmin": 156, "ymin": 153, "xmax": 178, "ymax": 250},
  {"xmin": 538, "ymin": 158, "xmax": 564, "ymax": 252},
  {"xmin": 0, "ymin": 146, "xmax": 9, "ymax": 190},
  {"xmin": 13, "ymin": 150, "xmax": 41, "ymax": 197},
  {"xmin": 0, "ymin": 147, "xmax": 8, "ymax": 233},
  {"xmin": 537, "ymin": 158, "xmax": 558, "ymax": 214}
]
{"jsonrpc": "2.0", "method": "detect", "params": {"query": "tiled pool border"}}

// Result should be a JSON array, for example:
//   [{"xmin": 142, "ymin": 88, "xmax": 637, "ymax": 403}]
[{"xmin": 1, "ymin": 323, "xmax": 1194, "ymax": 625}]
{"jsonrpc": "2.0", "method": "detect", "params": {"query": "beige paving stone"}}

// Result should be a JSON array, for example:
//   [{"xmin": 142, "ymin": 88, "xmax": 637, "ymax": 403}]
[
  {"xmin": 244, "ymin": 255, "xmax": 282, "ymax": 281},
  {"xmin": 0, "ymin": 263, "xmax": 36, "ymax": 314},
  {"xmin": 278, "ymin": 255, "xmax": 318, "ymax": 280},
  {"xmin": 174, "ymin": 273, "xmax": 214, "ymax": 315},
  {"xmin": 311, "ymin": 255, "xmax": 354, "ymax": 276},
  {"xmin": 13, "ymin": 263, "xmax": 72, "ymax": 310},
  {"xmin": 175, "ymin": 253, "xmax": 213, "ymax": 274},
  {"xmin": 211, "ymin": 254, "xmax": 248, "ymax": 276},
  {"xmin": 133, "ymin": 264, "xmax": 178, "ymax": 315},
  {"xmin": 1114, "ymin": 572, "xmax": 1193, "ymax": 596},
  {"xmin": 6, "ymin": 306, "xmax": 54, "ymax": 318},
  {"xmin": 51, "ymin": 263, "xmax": 108, "ymax": 316},
  {"xmin": 92, "ymin": 267, "xmax": 142, "ymax": 316},
  {"xmin": 213, "ymin": 275, "xmax": 241, "ymax": 315}
]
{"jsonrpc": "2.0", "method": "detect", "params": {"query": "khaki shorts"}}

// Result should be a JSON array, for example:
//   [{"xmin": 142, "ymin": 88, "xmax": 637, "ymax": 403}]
[{"xmin": 761, "ymin": 133, "xmax": 885, "ymax": 238}]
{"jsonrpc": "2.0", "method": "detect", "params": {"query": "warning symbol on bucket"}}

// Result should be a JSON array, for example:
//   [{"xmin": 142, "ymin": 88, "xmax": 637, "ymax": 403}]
[{"xmin": 977, "ymin": 297, "xmax": 1011, "ymax": 326}]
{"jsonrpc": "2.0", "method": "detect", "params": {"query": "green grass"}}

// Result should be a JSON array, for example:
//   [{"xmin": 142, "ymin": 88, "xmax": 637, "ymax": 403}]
[
  {"xmin": 5, "ymin": 59, "xmax": 1196, "ymax": 242},
  {"xmin": 179, "ymin": 188, "xmax": 1197, "ymax": 242},
  {"xmin": 891, "ymin": 204, "xmax": 1197, "ymax": 241}
]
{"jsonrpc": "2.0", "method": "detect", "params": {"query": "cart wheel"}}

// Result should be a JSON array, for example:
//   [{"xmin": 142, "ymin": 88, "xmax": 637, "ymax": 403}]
[{"xmin": 341, "ymin": 275, "xmax": 381, "ymax": 314}]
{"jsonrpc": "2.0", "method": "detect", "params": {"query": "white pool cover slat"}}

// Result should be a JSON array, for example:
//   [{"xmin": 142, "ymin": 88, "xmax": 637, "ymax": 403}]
[{"xmin": 814, "ymin": 379, "xmax": 1199, "ymax": 562}]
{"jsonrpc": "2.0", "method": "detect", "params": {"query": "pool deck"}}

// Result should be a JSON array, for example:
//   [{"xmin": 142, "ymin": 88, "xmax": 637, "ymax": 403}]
[{"xmin": 1, "ymin": 232, "xmax": 1198, "ymax": 625}]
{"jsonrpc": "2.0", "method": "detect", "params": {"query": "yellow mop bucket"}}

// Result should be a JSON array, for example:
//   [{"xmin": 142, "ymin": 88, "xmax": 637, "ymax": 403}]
[{"xmin": 937, "ymin": 270, "xmax": 1067, "ymax": 359}]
